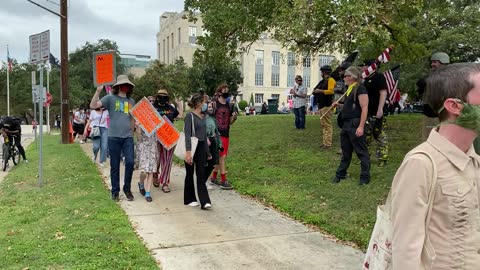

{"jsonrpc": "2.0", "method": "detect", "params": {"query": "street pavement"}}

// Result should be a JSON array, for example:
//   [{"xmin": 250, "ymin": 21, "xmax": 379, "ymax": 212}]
[
  {"xmin": 79, "ymin": 141, "xmax": 364, "ymax": 270},
  {"xmin": 0, "ymin": 133, "xmax": 34, "ymax": 185}
]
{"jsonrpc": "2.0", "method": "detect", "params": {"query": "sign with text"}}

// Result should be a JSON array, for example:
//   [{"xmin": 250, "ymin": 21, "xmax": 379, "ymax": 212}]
[
  {"xmin": 93, "ymin": 51, "xmax": 116, "ymax": 87},
  {"xmin": 156, "ymin": 116, "xmax": 180, "ymax": 150},
  {"xmin": 29, "ymin": 30, "xmax": 50, "ymax": 63},
  {"xmin": 130, "ymin": 97, "xmax": 164, "ymax": 137}
]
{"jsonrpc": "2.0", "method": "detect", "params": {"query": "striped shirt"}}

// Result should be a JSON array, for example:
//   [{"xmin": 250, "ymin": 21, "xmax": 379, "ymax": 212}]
[{"xmin": 293, "ymin": 84, "xmax": 307, "ymax": 108}]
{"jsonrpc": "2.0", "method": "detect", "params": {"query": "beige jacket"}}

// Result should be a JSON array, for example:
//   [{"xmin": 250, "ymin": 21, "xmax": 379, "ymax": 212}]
[{"xmin": 391, "ymin": 129, "xmax": 480, "ymax": 270}]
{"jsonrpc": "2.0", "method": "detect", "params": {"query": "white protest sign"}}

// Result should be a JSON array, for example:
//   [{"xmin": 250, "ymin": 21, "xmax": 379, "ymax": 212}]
[{"xmin": 29, "ymin": 30, "xmax": 50, "ymax": 63}]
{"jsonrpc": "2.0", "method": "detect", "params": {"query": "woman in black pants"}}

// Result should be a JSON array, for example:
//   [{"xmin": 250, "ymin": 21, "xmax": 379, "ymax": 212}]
[{"xmin": 184, "ymin": 93, "xmax": 212, "ymax": 209}]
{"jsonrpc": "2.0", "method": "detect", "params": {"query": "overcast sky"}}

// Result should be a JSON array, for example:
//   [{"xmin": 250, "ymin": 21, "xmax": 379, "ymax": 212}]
[{"xmin": 0, "ymin": 0, "xmax": 184, "ymax": 64}]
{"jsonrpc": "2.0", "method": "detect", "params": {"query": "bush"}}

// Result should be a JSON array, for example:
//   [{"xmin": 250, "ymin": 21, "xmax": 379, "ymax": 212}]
[{"xmin": 238, "ymin": 100, "xmax": 248, "ymax": 111}]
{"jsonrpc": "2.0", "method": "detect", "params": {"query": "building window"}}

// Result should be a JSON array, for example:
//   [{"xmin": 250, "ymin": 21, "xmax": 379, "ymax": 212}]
[
  {"xmin": 171, "ymin": 33, "xmax": 174, "ymax": 48},
  {"xmin": 255, "ymin": 72, "xmax": 264, "ymax": 86},
  {"xmin": 255, "ymin": 94, "xmax": 264, "ymax": 104},
  {"xmin": 319, "ymin": 55, "xmax": 335, "ymax": 67},
  {"xmin": 162, "ymin": 39, "xmax": 165, "ymax": 63},
  {"xmin": 271, "ymin": 51, "xmax": 280, "ymax": 87},
  {"xmin": 303, "ymin": 55, "xmax": 311, "ymax": 68},
  {"xmin": 167, "ymin": 36, "xmax": 170, "ymax": 63},
  {"xmin": 189, "ymin": 26, "xmax": 197, "ymax": 44},
  {"xmin": 287, "ymin": 52, "xmax": 296, "ymax": 66},
  {"xmin": 272, "ymin": 51, "xmax": 280, "ymax": 66},
  {"xmin": 178, "ymin": 28, "xmax": 181, "ymax": 44},
  {"xmin": 271, "ymin": 73, "xmax": 280, "ymax": 87},
  {"xmin": 287, "ymin": 52, "xmax": 296, "ymax": 87},
  {"xmin": 271, "ymin": 94, "xmax": 280, "ymax": 100},
  {"xmin": 303, "ymin": 72, "xmax": 311, "ymax": 88},
  {"xmin": 255, "ymin": 50, "xmax": 264, "ymax": 65}
]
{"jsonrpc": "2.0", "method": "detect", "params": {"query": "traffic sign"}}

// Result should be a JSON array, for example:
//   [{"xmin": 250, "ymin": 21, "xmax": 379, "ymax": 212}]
[{"xmin": 29, "ymin": 30, "xmax": 50, "ymax": 63}]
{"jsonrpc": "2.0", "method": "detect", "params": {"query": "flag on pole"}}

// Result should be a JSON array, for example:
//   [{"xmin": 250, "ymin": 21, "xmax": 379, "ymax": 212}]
[
  {"xmin": 7, "ymin": 46, "xmax": 12, "ymax": 73},
  {"xmin": 49, "ymin": 53, "xmax": 61, "ymax": 68},
  {"xmin": 384, "ymin": 65, "xmax": 401, "ymax": 104},
  {"xmin": 361, "ymin": 47, "xmax": 393, "ymax": 78}
]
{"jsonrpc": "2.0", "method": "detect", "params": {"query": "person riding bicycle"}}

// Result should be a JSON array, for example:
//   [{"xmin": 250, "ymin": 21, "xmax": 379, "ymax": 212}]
[{"xmin": 1, "ymin": 116, "xmax": 28, "ymax": 163}]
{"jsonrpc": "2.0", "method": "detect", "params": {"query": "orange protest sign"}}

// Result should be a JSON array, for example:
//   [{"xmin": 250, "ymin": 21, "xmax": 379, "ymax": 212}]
[
  {"xmin": 130, "ymin": 97, "xmax": 164, "ymax": 136},
  {"xmin": 156, "ymin": 116, "xmax": 180, "ymax": 150},
  {"xmin": 93, "ymin": 51, "xmax": 116, "ymax": 86}
]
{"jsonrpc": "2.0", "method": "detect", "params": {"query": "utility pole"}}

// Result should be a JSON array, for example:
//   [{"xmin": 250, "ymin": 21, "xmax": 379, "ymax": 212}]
[
  {"xmin": 27, "ymin": 0, "xmax": 69, "ymax": 143},
  {"xmin": 60, "ymin": 0, "xmax": 69, "ymax": 144}
]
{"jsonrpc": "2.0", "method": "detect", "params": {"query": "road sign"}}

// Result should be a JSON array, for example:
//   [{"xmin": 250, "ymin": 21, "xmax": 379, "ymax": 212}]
[
  {"xmin": 93, "ymin": 51, "xmax": 116, "ymax": 86},
  {"xmin": 33, "ymin": 85, "xmax": 47, "ymax": 103},
  {"xmin": 29, "ymin": 30, "xmax": 50, "ymax": 63},
  {"xmin": 44, "ymin": 92, "xmax": 53, "ymax": 107}
]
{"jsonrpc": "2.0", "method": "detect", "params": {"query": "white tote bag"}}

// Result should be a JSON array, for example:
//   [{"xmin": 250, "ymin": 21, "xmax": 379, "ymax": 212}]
[
  {"xmin": 362, "ymin": 150, "xmax": 437, "ymax": 270},
  {"xmin": 174, "ymin": 113, "xmax": 198, "ymax": 160}
]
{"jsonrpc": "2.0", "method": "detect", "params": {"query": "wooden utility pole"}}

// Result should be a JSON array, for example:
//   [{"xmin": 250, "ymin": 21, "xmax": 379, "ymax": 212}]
[{"xmin": 60, "ymin": 0, "xmax": 70, "ymax": 144}]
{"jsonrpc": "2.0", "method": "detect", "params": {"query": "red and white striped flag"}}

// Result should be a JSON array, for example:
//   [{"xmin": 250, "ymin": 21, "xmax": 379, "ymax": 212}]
[
  {"xmin": 384, "ymin": 65, "xmax": 401, "ymax": 104},
  {"xmin": 362, "ymin": 47, "xmax": 393, "ymax": 78}
]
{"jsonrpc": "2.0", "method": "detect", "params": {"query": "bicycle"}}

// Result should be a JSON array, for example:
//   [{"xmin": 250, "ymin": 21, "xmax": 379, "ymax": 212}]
[{"xmin": 1, "ymin": 130, "xmax": 20, "ymax": 171}]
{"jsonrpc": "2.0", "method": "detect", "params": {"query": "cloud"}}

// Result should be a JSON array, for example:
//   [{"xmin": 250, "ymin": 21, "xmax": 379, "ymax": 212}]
[{"xmin": 0, "ymin": 0, "xmax": 184, "ymax": 63}]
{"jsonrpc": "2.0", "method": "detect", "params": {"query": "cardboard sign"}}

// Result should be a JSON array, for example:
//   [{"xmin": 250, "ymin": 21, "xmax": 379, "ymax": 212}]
[
  {"xmin": 93, "ymin": 51, "xmax": 116, "ymax": 86},
  {"xmin": 156, "ymin": 116, "xmax": 180, "ymax": 150},
  {"xmin": 130, "ymin": 97, "xmax": 164, "ymax": 136}
]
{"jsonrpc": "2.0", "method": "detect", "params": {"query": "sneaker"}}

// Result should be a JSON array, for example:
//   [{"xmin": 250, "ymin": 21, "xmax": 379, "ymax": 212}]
[
  {"xmin": 209, "ymin": 178, "xmax": 220, "ymax": 186},
  {"xmin": 24, "ymin": 159, "xmax": 29, "ymax": 163},
  {"xmin": 145, "ymin": 196, "xmax": 153, "ymax": 202},
  {"xmin": 138, "ymin": 183, "xmax": 146, "ymax": 196},
  {"xmin": 112, "ymin": 193, "xmax": 119, "ymax": 201},
  {"xmin": 124, "ymin": 191, "xmax": 134, "ymax": 201},
  {"xmin": 206, "ymin": 183, "xmax": 213, "ymax": 190},
  {"xmin": 220, "ymin": 181, "xmax": 233, "ymax": 190},
  {"xmin": 203, "ymin": 203, "xmax": 212, "ymax": 209},
  {"xmin": 79, "ymin": 140, "xmax": 84, "ymax": 144},
  {"xmin": 187, "ymin": 201, "xmax": 199, "ymax": 207},
  {"xmin": 99, "ymin": 163, "xmax": 105, "ymax": 167}
]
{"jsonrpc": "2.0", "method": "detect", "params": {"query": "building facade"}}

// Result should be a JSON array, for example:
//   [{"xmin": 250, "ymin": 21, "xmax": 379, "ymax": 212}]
[
  {"xmin": 156, "ymin": 11, "xmax": 340, "ymax": 107},
  {"xmin": 120, "ymin": 54, "xmax": 152, "ymax": 78}
]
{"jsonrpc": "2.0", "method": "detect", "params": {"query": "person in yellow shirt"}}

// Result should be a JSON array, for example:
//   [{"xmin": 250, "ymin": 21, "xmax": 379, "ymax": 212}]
[{"xmin": 312, "ymin": 65, "xmax": 336, "ymax": 149}]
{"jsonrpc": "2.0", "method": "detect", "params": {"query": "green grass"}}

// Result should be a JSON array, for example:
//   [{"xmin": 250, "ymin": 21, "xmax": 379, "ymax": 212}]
[
  {"xmin": 224, "ymin": 113, "xmax": 422, "ymax": 249},
  {"xmin": 0, "ymin": 136, "xmax": 158, "ymax": 270}
]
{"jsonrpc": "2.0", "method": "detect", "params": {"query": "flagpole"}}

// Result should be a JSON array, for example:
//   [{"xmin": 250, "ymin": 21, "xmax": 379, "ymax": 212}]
[{"xmin": 7, "ymin": 45, "xmax": 10, "ymax": 116}]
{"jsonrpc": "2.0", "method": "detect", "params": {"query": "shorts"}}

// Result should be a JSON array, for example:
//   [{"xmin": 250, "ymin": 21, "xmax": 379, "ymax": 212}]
[
  {"xmin": 219, "ymin": 136, "xmax": 229, "ymax": 157},
  {"xmin": 73, "ymin": 123, "xmax": 85, "ymax": 135}
]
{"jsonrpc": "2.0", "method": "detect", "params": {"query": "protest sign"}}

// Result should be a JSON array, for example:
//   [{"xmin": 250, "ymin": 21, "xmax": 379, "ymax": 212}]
[
  {"xmin": 156, "ymin": 116, "xmax": 180, "ymax": 150},
  {"xmin": 130, "ymin": 97, "xmax": 164, "ymax": 136},
  {"xmin": 93, "ymin": 51, "xmax": 116, "ymax": 87}
]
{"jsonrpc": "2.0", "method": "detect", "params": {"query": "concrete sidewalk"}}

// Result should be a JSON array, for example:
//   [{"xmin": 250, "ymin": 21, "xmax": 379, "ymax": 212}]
[{"xmin": 80, "ymin": 142, "xmax": 363, "ymax": 270}]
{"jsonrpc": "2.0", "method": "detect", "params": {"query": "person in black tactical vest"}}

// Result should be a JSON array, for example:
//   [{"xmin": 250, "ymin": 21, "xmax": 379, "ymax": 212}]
[{"xmin": 312, "ymin": 65, "xmax": 336, "ymax": 149}]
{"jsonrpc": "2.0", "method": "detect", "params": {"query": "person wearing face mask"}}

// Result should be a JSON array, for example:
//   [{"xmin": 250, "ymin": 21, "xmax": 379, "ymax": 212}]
[
  {"xmin": 90, "ymin": 75, "xmax": 136, "ymax": 202},
  {"xmin": 152, "ymin": 89, "xmax": 180, "ymax": 193},
  {"xmin": 209, "ymin": 84, "xmax": 237, "ymax": 190},
  {"xmin": 184, "ymin": 93, "xmax": 212, "ymax": 209},
  {"xmin": 204, "ymin": 99, "xmax": 223, "ymax": 189},
  {"xmin": 390, "ymin": 63, "xmax": 480, "ymax": 270}
]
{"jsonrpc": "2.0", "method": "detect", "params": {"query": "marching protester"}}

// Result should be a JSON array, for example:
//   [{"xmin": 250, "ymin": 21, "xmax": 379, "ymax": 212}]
[
  {"xmin": 73, "ymin": 107, "xmax": 87, "ymax": 144},
  {"xmin": 290, "ymin": 75, "xmax": 307, "ymax": 130},
  {"xmin": 209, "ymin": 84, "xmax": 237, "ymax": 190},
  {"xmin": 152, "ymin": 89, "xmax": 180, "ymax": 193},
  {"xmin": 312, "ymin": 65, "xmax": 336, "ymax": 149},
  {"xmin": 184, "ymin": 93, "xmax": 212, "ymax": 209},
  {"xmin": 391, "ymin": 63, "xmax": 480, "ymax": 269},
  {"xmin": 332, "ymin": 66, "xmax": 370, "ymax": 185},
  {"xmin": 87, "ymin": 107, "xmax": 109, "ymax": 166},
  {"xmin": 205, "ymin": 99, "xmax": 222, "ymax": 189},
  {"xmin": 361, "ymin": 59, "xmax": 389, "ymax": 167},
  {"xmin": 135, "ymin": 120, "xmax": 158, "ymax": 202},
  {"xmin": 90, "ymin": 75, "xmax": 136, "ymax": 201}
]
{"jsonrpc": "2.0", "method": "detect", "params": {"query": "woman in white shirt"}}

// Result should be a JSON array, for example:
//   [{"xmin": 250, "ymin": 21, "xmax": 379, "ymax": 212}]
[{"xmin": 88, "ymin": 107, "xmax": 109, "ymax": 166}]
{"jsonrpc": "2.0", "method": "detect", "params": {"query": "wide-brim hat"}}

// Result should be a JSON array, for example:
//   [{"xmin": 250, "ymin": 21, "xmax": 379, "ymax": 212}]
[
  {"xmin": 112, "ymin": 75, "xmax": 135, "ymax": 89},
  {"xmin": 156, "ymin": 89, "xmax": 169, "ymax": 96}
]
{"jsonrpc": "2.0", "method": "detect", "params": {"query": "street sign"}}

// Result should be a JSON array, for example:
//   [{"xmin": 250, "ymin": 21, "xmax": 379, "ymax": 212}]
[
  {"xmin": 33, "ymin": 85, "xmax": 47, "ymax": 103},
  {"xmin": 44, "ymin": 92, "xmax": 53, "ymax": 107},
  {"xmin": 29, "ymin": 30, "xmax": 50, "ymax": 63},
  {"xmin": 93, "ymin": 51, "xmax": 116, "ymax": 86}
]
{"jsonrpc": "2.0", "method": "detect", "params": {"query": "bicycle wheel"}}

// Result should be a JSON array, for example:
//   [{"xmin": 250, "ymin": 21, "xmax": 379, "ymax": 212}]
[
  {"xmin": 12, "ymin": 146, "xmax": 20, "ymax": 165},
  {"xmin": 2, "ymin": 144, "xmax": 9, "ymax": 171}
]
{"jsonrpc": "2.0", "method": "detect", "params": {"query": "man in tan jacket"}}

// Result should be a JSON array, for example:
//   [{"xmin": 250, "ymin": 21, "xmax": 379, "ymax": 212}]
[{"xmin": 391, "ymin": 63, "xmax": 480, "ymax": 269}]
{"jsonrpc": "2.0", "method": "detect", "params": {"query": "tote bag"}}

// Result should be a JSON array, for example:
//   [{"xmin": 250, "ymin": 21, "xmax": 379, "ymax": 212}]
[
  {"xmin": 91, "ymin": 111, "xmax": 104, "ymax": 139},
  {"xmin": 362, "ymin": 150, "xmax": 437, "ymax": 270},
  {"xmin": 174, "ymin": 113, "xmax": 198, "ymax": 160}
]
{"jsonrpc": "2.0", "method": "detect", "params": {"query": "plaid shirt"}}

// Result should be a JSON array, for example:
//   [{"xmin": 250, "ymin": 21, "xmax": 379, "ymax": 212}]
[{"xmin": 293, "ymin": 84, "xmax": 307, "ymax": 108}]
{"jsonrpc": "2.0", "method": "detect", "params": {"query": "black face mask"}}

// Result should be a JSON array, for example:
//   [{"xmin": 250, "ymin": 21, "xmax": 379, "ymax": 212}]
[
  {"xmin": 221, "ymin": 93, "xmax": 229, "ymax": 98},
  {"xmin": 157, "ymin": 96, "xmax": 169, "ymax": 105}
]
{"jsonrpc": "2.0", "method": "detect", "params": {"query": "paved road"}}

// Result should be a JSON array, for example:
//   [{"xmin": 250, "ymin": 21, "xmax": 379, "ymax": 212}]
[{"xmin": 80, "ymin": 142, "xmax": 364, "ymax": 270}]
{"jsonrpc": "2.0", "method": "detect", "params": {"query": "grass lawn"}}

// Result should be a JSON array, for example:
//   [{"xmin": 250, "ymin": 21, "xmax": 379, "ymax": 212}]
[
  {"xmin": 221, "ymin": 113, "xmax": 422, "ymax": 249},
  {"xmin": 0, "ymin": 136, "xmax": 158, "ymax": 269}
]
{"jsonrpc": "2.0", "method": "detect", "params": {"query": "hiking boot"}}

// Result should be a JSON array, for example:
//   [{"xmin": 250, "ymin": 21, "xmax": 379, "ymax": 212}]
[
  {"xmin": 331, "ymin": 176, "xmax": 345, "ymax": 184},
  {"xmin": 359, "ymin": 179, "xmax": 370, "ymax": 186},
  {"xmin": 220, "ymin": 181, "xmax": 233, "ymax": 190},
  {"xmin": 124, "ymin": 191, "xmax": 134, "ymax": 201},
  {"xmin": 320, "ymin": 144, "xmax": 332, "ymax": 150},
  {"xmin": 112, "ymin": 193, "xmax": 119, "ymax": 201},
  {"xmin": 138, "ymin": 183, "xmax": 146, "ymax": 196}
]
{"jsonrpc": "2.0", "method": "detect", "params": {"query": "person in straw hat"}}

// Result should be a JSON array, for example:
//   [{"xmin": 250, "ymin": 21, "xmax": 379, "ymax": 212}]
[{"xmin": 90, "ymin": 74, "xmax": 136, "ymax": 201}]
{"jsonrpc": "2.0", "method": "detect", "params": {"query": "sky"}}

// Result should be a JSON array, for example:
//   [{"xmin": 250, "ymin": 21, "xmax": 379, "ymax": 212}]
[{"xmin": 0, "ymin": 0, "xmax": 185, "ymax": 64}]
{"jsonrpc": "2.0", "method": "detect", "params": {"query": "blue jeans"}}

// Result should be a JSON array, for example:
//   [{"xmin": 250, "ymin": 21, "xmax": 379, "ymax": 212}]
[
  {"xmin": 92, "ymin": 127, "xmax": 108, "ymax": 163},
  {"xmin": 108, "ymin": 137, "xmax": 134, "ymax": 195},
  {"xmin": 293, "ymin": 106, "xmax": 306, "ymax": 129}
]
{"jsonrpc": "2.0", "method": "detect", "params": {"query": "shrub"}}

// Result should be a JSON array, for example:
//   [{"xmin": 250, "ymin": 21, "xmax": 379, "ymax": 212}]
[{"xmin": 238, "ymin": 100, "xmax": 248, "ymax": 111}]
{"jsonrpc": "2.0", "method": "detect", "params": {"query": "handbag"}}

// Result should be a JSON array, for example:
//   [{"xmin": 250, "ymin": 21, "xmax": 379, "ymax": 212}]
[
  {"xmin": 362, "ymin": 149, "xmax": 437, "ymax": 270},
  {"xmin": 91, "ymin": 111, "xmax": 104, "ymax": 139},
  {"xmin": 174, "ymin": 113, "xmax": 198, "ymax": 160}
]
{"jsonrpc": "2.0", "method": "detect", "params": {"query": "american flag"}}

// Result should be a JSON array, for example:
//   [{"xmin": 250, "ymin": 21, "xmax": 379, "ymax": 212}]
[
  {"xmin": 384, "ymin": 65, "xmax": 401, "ymax": 104},
  {"xmin": 362, "ymin": 47, "xmax": 393, "ymax": 78},
  {"xmin": 7, "ymin": 46, "xmax": 12, "ymax": 73}
]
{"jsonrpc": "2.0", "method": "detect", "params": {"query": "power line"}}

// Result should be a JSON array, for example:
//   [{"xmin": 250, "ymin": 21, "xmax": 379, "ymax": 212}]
[{"xmin": 44, "ymin": 0, "xmax": 59, "ymax": 6}]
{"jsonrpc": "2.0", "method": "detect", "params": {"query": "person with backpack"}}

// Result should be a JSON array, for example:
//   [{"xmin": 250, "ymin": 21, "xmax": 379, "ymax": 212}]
[
  {"xmin": 390, "ymin": 63, "xmax": 480, "ymax": 269},
  {"xmin": 1, "ymin": 117, "xmax": 28, "ymax": 163}
]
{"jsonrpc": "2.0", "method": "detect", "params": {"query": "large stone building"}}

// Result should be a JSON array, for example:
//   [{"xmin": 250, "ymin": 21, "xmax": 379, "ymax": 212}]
[
  {"xmin": 156, "ymin": 11, "xmax": 340, "ymax": 107},
  {"xmin": 120, "ymin": 53, "xmax": 152, "ymax": 78}
]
